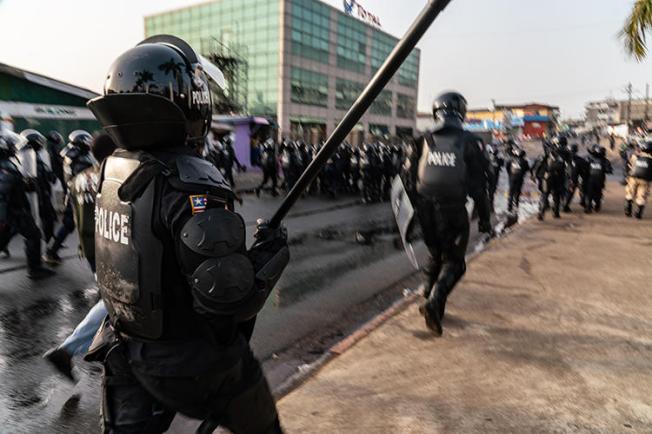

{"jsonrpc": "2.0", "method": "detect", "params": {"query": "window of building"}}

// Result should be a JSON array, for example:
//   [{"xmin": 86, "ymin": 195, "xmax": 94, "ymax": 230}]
[
  {"xmin": 369, "ymin": 123, "xmax": 390, "ymax": 137},
  {"xmin": 396, "ymin": 93, "xmax": 416, "ymax": 119},
  {"xmin": 396, "ymin": 127, "xmax": 414, "ymax": 139},
  {"xmin": 336, "ymin": 14, "xmax": 367, "ymax": 74},
  {"xmin": 289, "ymin": 0, "xmax": 331, "ymax": 64},
  {"xmin": 398, "ymin": 50, "xmax": 419, "ymax": 88},
  {"xmin": 370, "ymin": 90, "xmax": 393, "ymax": 116},
  {"xmin": 335, "ymin": 78, "xmax": 364, "ymax": 110},
  {"xmin": 371, "ymin": 31, "xmax": 396, "ymax": 74},
  {"xmin": 291, "ymin": 67, "xmax": 329, "ymax": 107}
]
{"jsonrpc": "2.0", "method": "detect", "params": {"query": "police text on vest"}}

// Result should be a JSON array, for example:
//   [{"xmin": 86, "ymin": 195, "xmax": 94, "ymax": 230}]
[
  {"xmin": 427, "ymin": 151, "xmax": 457, "ymax": 167},
  {"xmin": 95, "ymin": 206, "xmax": 129, "ymax": 245}
]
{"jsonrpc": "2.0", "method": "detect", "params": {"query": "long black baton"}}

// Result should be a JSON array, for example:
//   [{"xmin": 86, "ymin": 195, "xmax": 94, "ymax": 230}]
[{"xmin": 269, "ymin": 0, "xmax": 454, "ymax": 228}]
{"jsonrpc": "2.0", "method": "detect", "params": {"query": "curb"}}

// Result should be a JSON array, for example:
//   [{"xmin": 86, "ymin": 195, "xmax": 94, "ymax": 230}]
[{"xmin": 273, "ymin": 212, "xmax": 532, "ymax": 401}]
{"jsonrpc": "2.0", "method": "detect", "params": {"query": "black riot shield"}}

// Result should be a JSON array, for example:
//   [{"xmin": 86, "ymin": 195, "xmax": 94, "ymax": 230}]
[{"xmin": 391, "ymin": 175, "xmax": 419, "ymax": 270}]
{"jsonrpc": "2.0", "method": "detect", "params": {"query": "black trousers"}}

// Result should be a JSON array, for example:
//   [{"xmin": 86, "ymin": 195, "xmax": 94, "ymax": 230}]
[
  {"xmin": 585, "ymin": 178, "xmax": 605, "ymax": 211},
  {"xmin": 38, "ymin": 194, "xmax": 57, "ymax": 243},
  {"xmin": 257, "ymin": 168, "xmax": 278, "ymax": 195},
  {"xmin": 102, "ymin": 341, "xmax": 281, "ymax": 434},
  {"xmin": 508, "ymin": 178, "xmax": 524, "ymax": 212},
  {"xmin": 539, "ymin": 179, "xmax": 564, "ymax": 217},
  {"xmin": 0, "ymin": 214, "xmax": 42, "ymax": 269},
  {"xmin": 417, "ymin": 199, "xmax": 469, "ymax": 319},
  {"xmin": 51, "ymin": 200, "xmax": 75, "ymax": 253}
]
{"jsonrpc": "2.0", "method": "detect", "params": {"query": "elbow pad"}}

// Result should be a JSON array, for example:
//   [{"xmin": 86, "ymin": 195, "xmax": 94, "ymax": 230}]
[{"xmin": 180, "ymin": 208, "xmax": 262, "ymax": 319}]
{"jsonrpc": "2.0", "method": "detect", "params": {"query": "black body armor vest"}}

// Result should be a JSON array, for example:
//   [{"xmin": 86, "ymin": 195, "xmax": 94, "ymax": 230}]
[
  {"xmin": 95, "ymin": 155, "xmax": 165, "ymax": 339},
  {"xmin": 631, "ymin": 154, "xmax": 652, "ymax": 181},
  {"xmin": 416, "ymin": 133, "xmax": 467, "ymax": 203}
]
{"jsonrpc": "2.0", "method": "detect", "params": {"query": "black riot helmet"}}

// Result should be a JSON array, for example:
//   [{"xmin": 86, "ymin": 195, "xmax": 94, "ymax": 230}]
[
  {"xmin": 88, "ymin": 35, "xmax": 221, "ymax": 150},
  {"xmin": 68, "ymin": 130, "xmax": 93, "ymax": 151},
  {"xmin": 570, "ymin": 143, "xmax": 579, "ymax": 154},
  {"xmin": 432, "ymin": 91, "xmax": 467, "ymax": 123},
  {"xmin": 20, "ymin": 129, "xmax": 47, "ymax": 151},
  {"xmin": 0, "ymin": 131, "xmax": 23, "ymax": 157},
  {"xmin": 47, "ymin": 131, "xmax": 64, "ymax": 147}
]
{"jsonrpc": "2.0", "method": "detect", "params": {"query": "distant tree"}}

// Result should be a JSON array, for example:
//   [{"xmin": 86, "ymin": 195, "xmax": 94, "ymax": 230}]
[{"xmin": 621, "ymin": 0, "xmax": 652, "ymax": 61}]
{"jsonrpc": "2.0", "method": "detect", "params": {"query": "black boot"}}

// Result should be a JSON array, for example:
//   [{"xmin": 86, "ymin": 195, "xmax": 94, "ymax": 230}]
[
  {"xmin": 419, "ymin": 301, "xmax": 443, "ymax": 337},
  {"xmin": 43, "ymin": 347, "xmax": 75, "ymax": 382},
  {"xmin": 625, "ymin": 200, "xmax": 633, "ymax": 217},
  {"xmin": 28, "ymin": 266, "xmax": 56, "ymax": 280},
  {"xmin": 635, "ymin": 205, "xmax": 645, "ymax": 220}
]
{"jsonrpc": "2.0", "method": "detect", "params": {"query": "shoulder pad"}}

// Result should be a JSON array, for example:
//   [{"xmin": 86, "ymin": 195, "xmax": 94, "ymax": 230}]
[{"xmin": 175, "ymin": 155, "xmax": 232, "ymax": 191}]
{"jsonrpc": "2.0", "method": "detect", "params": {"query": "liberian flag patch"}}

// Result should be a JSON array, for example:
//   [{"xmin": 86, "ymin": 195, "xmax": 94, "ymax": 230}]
[{"xmin": 189, "ymin": 195, "xmax": 208, "ymax": 215}]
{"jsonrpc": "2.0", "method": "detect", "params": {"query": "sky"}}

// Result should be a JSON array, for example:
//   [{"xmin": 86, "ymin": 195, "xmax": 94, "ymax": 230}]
[{"xmin": 0, "ymin": 0, "xmax": 650, "ymax": 118}]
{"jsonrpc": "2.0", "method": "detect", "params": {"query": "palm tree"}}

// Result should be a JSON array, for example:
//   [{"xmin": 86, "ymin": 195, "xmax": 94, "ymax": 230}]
[{"xmin": 621, "ymin": 0, "xmax": 652, "ymax": 61}]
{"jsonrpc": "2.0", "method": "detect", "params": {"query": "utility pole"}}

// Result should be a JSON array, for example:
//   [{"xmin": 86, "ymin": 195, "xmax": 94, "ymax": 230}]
[
  {"xmin": 625, "ymin": 82, "xmax": 633, "ymax": 128},
  {"xmin": 645, "ymin": 83, "xmax": 650, "ymax": 126}
]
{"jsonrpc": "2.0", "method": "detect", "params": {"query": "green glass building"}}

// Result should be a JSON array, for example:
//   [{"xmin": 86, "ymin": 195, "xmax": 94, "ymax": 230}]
[{"xmin": 145, "ymin": 0, "xmax": 420, "ymax": 143}]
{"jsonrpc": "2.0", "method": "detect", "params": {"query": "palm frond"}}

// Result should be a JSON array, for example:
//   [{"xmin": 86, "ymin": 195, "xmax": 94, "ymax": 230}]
[{"xmin": 620, "ymin": 0, "xmax": 652, "ymax": 61}]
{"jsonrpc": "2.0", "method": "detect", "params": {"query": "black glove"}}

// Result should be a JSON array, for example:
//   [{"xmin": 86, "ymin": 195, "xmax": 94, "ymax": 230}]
[
  {"xmin": 478, "ymin": 219, "xmax": 492, "ymax": 234},
  {"xmin": 253, "ymin": 219, "xmax": 287, "ymax": 248},
  {"xmin": 249, "ymin": 219, "xmax": 289, "ymax": 271}
]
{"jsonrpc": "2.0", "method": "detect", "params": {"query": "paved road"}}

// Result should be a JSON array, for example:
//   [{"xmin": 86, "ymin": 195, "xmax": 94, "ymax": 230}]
[{"xmin": 0, "ymin": 172, "xmax": 532, "ymax": 433}]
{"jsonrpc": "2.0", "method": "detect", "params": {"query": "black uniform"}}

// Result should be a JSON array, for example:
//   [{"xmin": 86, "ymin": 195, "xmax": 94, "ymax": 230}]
[
  {"xmin": 534, "ymin": 144, "xmax": 567, "ymax": 220},
  {"xmin": 487, "ymin": 147, "xmax": 504, "ymax": 211},
  {"xmin": 403, "ymin": 92, "xmax": 491, "ymax": 336},
  {"xmin": 0, "ymin": 133, "xmax": 53, "ymax": 279},
  {"xmin": 584, "ymin": 146, "xmax": 613, "ymax": 213},
  {"xmin": 506, "ymin": 151, "xmax": 530, "ymax": 213},
  {"xmin": 46, "ymin": 130, "xmax": 95, "ymax": 263},
  {"xmin": 256, "ymin": 141, "xmax": 279, "ymax": 197},
  {"xmin": 563, "ymin": 145, "xmax": 588, "ymax": 211},
  {"xmin": 86, "ymin": 36, "xmax": 288, "ymax": 434}
]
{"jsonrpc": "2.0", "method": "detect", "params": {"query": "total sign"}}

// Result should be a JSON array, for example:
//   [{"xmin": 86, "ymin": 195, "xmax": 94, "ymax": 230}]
[{"xmin": 343, "ymin": 0, "xmax": 381, "ymax": 27}]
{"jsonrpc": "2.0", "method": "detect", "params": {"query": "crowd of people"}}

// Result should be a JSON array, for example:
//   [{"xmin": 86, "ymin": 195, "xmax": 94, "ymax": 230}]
[{"xmin": 0, "ymin": 128, "xmax": 116, "ymax": 280}]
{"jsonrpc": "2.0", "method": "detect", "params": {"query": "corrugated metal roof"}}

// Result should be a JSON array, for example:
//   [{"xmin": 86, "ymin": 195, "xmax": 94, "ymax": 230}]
[{"xmin": 0, "ymin": 62, "xmax": 98, "ymax": 100}]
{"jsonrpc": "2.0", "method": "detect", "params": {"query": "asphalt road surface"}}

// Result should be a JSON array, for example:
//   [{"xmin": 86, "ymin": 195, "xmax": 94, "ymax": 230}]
[{"xmin": 0, "ymin": 173, "xmax": 535, "ymax": 433}]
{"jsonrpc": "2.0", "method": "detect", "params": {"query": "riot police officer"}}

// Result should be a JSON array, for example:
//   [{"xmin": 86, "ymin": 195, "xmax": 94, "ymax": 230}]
[
  {"xmin": 506, "ymin": 148, "xmax": 530, "ymax": 213},
  {"xmin": 256, "ymin": 139, "xmax": 279, "ymax": 197},
  {"xmin": 222, "ymin": 136, "xmax": 245, "ymax": 187},
  {"xmin": 486, "ymin": 144, "xmax": 504, "ymax": 211},
  {"xmin": 46, "ymin": 130, "xmax": 66, "ymax": 192},
  {"xmin": 403, "ymin": 92, "xmax": 492, "ymax": 336},
  {"xmin": 533, "ymin": 138, "xmax": 567, "ymax": 220},
  {"xmin": 584, "ymin": 145, "xmax": 613, "ymax": 213},
  {"xmin": 625, "ymin": 140, "xmax": 652, "ymax": 219},
  {"xmin": 0, "ymin": 132, "xmax": 55, "ymax": 279},
  {"xmin": 44, "ymin": 130, "xmax": 95, "ymax": 265},
  {"xmin": 86, "ymin": 36, "xmax": 288, "ymax": 433},
  {"xmin": 563, "ymin": 143, "xmax": 588, "ymax": 212},
  {"xmin": 19, "ymin": 130, "xmax": 58, "ymax": 243}
]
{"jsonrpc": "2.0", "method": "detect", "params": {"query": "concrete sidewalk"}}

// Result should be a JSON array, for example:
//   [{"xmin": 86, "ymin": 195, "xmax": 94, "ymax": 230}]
[{"xmin": 278, "ymin": 179, "xmax": 652, "ymax": 433}]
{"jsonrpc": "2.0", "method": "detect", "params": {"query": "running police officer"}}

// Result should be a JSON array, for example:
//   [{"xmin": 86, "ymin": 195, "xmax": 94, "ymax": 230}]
[
  {"xmin": 46, "ymin": 131, "xmax": 66, "ymax": 192},
  {"xmin": 19, "ymin": 130, "xmax": 58, "ymax": 243},
  {"xmin": 44, "ymin": 130, "xmax": 95, "ymax": 265},
  {"xmin": 534, "ymin": 138, "xmax": 567, "ymax": 220},
  {"xmin": 506, "ymin": 148, "xmax": 530, "ymax": 214},
  {"xmin": 256, "ymin": 139, "xmax": 279, "ymax": 197},
  {"xmin": 486, "ymin": 144, "xmax": 504, "ymax": 211},
  {"xmin": 625, "ymin": 139, "xmax": 652, "ymax": 219},
  {"xmin": 86, "ymin": 36, "xmax": 288, "ymax": 433},
  {"xmin": 403, "ymin": 92, "xmax": 492, "ymax": 336},
  {"xmin": 0, "ymin": 132, "xmax": 55, "ymax": 279},
  {"xmin": 584, "ymin": 144, "xmax": 613, "ymax": 213},
  {"xmin": 563, "ymin": 143, "xmax": 588, "ymax": 212}
]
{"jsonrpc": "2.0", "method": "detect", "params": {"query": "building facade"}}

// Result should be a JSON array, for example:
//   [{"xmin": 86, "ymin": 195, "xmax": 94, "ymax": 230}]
[
  {"xmin": 0, "ymin": 63, "xmax": 99, "ymax": 136},
  {"xmin": 465, "ymin": 103, "xmax": 559, "ymax": 139},
  {"xmin": 145, "ymin": 0, "xmax": 420, "ymax": 143},
  {"xmin": 585, "ymin": 98, "xmax": 651, "ymax": 130}
]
